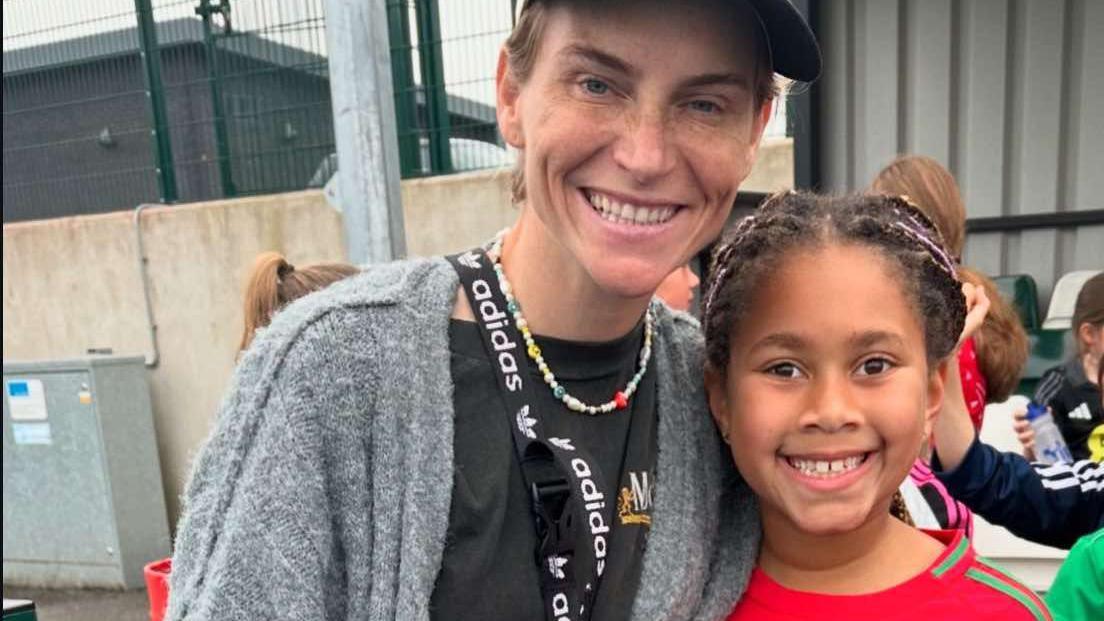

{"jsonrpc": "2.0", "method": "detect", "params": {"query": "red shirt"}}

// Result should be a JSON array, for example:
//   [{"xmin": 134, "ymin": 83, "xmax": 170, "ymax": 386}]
[
  {"xmin": 727, "ymin": 530, "xmax": 1051, "ymax": 621},
  {"xmin": 958, "ymin": 337, "xmax": 988, "ymax": 430}
]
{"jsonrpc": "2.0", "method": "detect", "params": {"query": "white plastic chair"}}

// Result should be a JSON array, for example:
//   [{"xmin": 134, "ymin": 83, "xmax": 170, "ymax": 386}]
[{"xmin": 1042, "ymin": 270, "xmax": 1102, "ymax": 330}]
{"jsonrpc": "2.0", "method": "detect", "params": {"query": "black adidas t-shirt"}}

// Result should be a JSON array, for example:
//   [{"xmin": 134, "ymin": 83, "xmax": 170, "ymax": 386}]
[
  {"xmin": 429, "ymin": 318, "xmax": 658, "ymax": 621},
  {"xmin": 1034, "ymin": 357, "xmax": 1104, "ymax": 461}
]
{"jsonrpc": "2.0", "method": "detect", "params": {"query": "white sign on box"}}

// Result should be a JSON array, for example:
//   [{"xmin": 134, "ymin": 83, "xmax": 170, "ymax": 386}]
[
  {"xmin": 5, "ymin": 378, "xmax": 49, "ymax": 421},
  {"xmin": 12, "ymin": 423, "xmax": 52, "ymax": 445}
]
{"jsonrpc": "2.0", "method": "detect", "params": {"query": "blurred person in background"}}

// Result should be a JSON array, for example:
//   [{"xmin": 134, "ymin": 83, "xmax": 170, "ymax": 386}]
[
  {"xmin": 1044, "ymin": 364, "xmax": 1104, "ymax": 621},
  {"xmin": 931, "ymin": 288, "xmax": 1103, "ymax": 550},
  {"xmin": 871, "ymin": 155, "xmax": 1029, "ymax": 536},
  {"xmin": 1045, "ymin": 527, "xmax": 1104, "ymax": 621},
  {"xmin": 872, "ymin": 155, "xmax": 1029, "ymax": 426},
  {"xmin": 655, "ymin": 264, "xmax": 701, "ymax": 312},
  {"xmin": 238, "ymin": 252, "xmax": 360, "ymax": 352},
  {"xmin": 146, "ymin": 251, "xmax": 358, "ymax": 621},
  {"xmin": 1030, "ymin": 272, "xmax": 1104, "ymax": 462}
]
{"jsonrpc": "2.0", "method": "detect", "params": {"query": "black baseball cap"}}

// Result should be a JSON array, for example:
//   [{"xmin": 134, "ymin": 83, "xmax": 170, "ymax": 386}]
[{"xmin": 516, "ymin": 0, "xmax": 822, "ymax": 82}]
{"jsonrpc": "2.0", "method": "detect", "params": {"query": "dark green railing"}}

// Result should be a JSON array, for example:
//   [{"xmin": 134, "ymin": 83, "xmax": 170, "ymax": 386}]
[
  {"xmin": 385, "ymin": 0, "xmax": 514, "ymax": 178},
  {"xmin": 2, "ymin": 0, "xmax": 514, "ymax": 223},
  {"xmin": 3, "ymin": 0, "xmax": 335, "ymax": 222}
]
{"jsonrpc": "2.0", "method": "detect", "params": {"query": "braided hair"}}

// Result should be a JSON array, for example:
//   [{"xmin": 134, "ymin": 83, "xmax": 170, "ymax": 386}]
[{"xmin": 703, "ymin": 191, "xmax": 966, "ymax": 372}]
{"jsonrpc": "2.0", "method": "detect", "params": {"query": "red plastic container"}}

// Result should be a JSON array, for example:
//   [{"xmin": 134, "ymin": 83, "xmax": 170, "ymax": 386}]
[{"xmin": 144, "ymin": 557, "xmax": 172, "ymax": 621}]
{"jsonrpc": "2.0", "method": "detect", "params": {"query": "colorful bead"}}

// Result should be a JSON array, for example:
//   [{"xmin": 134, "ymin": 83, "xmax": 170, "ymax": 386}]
[
  {"xmin": 614, "ymin": 391, "xmax": 628, "ymax": 410},
  {"xmin": 487, "ymin": 233, "xmax": 653, "ymax": 416}
]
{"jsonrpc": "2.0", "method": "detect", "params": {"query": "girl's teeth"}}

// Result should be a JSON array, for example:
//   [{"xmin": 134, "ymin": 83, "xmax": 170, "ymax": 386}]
[
  {"xmin": 787, "ymin": 455, "xmax": 866, "ymax": 478},
  {"xmin": 587, "ymin": 191, "xmax": 677, "ymax": 226}
]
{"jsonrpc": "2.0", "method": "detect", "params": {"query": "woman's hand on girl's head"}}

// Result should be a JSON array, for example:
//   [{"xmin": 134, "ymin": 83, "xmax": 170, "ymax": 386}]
[{"xmin": 958, "ymin": 282, "xmax": 991, "ymax": 348}]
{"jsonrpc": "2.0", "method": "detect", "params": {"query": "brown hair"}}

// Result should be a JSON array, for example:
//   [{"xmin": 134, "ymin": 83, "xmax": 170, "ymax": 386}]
[
  {"xmin": 504, "ymin": 0, "xmax": 781, "ymax": 204},
  {"xmin": 957, "ymin": 266, "xmax": 1029, "ymax": 402},
  {"xmin": 871, "ymin": 155, "xmax": 1028, "ymax": 402},
  {"xmin": 238, "ymin": 252, "xmax": 359, "ymax": 352},
  {"xmin": 871, "ymin": 155, "xmax": 967, "ymax": 258},
  {"xmin": 703, "ymin": 192, "xmax": 966, "ymax": 373},
  {"xmin": 1074, "ymin": 273, "xmax": 1104, "ymax": 330}
]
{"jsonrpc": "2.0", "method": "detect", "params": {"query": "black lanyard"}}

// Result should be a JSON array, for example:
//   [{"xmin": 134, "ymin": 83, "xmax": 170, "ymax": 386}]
[{"xmin": 448, "ymin": 248, "xmax": 641, "ymax": 621}]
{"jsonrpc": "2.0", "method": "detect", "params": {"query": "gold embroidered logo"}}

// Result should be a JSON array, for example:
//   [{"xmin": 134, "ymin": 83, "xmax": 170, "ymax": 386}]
[{"xmin": 618, "ymin": 471, "xmax": 653, "ymax": 526}]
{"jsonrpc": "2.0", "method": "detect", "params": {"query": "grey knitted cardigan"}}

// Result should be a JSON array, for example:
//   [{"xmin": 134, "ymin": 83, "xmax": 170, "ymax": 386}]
[{"xmin": 167, "ymin": 257, "xmax": 759, "ymax": 621}]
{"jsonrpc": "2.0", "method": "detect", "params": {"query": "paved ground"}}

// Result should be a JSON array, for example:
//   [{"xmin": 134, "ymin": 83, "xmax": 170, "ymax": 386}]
[{"xmin": 3, "ymin": 587, "xmax": 150, "ymax": 621}]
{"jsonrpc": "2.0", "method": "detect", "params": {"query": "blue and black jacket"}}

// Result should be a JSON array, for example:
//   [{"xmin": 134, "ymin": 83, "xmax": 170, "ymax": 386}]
[{"xmin": 934, "ymin": 438, "xmax": 1103, "ymax": 549}]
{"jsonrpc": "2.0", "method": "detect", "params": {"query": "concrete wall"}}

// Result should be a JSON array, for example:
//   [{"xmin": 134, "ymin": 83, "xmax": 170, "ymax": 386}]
[
  {"xmin": 3, "ymin": 137, "xmax": 792, "ymax": 528},
  {"xmin": 3, "ymin": 191, "xmax": 345, "ymax": 526}
]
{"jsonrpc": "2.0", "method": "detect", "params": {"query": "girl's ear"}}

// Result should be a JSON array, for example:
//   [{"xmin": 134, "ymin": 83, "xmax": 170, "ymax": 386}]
[
  {"xmin": 705, "ymin": 366, "xmax": 731, "ymax": 443},
  {"xmin": 1077, "ymin": 322, "xmax": 1097, "ymax": 352},
  {"xmin": 495, "ymin": 47, "xmax": 525, "ymax": 148},
  {"xmin": 924, "ymin": 358, "xmax": 951, "ymax": 440}
]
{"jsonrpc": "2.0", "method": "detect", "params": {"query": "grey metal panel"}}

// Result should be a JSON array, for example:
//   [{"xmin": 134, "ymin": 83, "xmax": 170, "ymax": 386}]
[
  {"xmin": 964, "ymin": 232, "xmax": 1004, "ymax": 276},
  {"xmin": 1071, "ymin": 225, "xmax": 1104, "ymax": 267},
  {"xmin": 817, "ymin": 0, "xmax": 1103, "ymax": 304},
  {"xmin": 90, "ymin": 360, "xmax": 171, "ymax": 588},
  {"xmin": 821, "ymin": 0, "xmax": 852, "ymax": 189},
  {"xmin": 959, "ymin": 0, "xmax": 1009, "ymax": 218},
  {"xmin": 2, "ymin": 370, "xmax": 121, "ymax": 577},
  {"xmin": 1014, "ymin": 229, "xmax": 1062, "ymax": 302},
  {"xmin": 1071, "ymin": 0, "xmax": 1104, "ymax": 211},
  {"xmin": 1013, "ymin": 0, "xmax": 1065, "ymax": 217},
  {"xmin": 904, "ymin": 0, "xmax": 952, "ymax": 163},
  {"xmin": 855, "ymin": 0, "xmax": 902, "ymax": 188},
  {"xmin": 2, "ymin": 356, "xmax": 169, "ymax": 589}
]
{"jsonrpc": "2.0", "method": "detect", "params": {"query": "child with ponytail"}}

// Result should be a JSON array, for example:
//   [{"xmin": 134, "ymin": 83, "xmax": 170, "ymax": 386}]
[
  {"xmin": 871, "ymin": 155, "xmax": 1031, "ymax": 536},
  {"xmin": 704, "ymin": 192, "xmax": 1050, "ymax": 621},
  {"xmin": 238, "ymin": 252, "xmax": 358, "ymax": 352},
  {"xmin": 871, "ymin": 155, "xmax": 1029, "ymax": 423}
]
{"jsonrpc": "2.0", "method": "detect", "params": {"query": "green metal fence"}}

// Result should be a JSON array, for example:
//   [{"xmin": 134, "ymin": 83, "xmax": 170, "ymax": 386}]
[
  {"xmin": 2, "ymin": 0, "xmax": 517, "ymax": 222},
  {"xmin": 387, "ymin": 0, "xmax": 515, "ymax": 178},
  {"xmin": 5, "ymin": 0, "xmax": 791, "ymax": 223},
  {"xmin": 3, "ymin": 0, "xmax": 335, "ymax": 222}
]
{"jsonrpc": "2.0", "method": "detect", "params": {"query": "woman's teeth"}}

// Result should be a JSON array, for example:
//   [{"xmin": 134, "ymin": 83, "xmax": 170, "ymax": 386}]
[
  {"xmin": 786, "ymin": 454, "xmax": 867, "ymax": 478},
  {"xmin": 587, "ymin": 191, "xmax": 677, "ymax": 226}
]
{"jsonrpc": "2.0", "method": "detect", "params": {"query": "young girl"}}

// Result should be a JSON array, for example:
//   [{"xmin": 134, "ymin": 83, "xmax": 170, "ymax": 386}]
[
  {"xmin": 237, "ymin": 251, "xmax": 358, "ymax": 352},
  {"xmin": 703, "ymin": 192, "xmax": 1052, "ymax": 621}
]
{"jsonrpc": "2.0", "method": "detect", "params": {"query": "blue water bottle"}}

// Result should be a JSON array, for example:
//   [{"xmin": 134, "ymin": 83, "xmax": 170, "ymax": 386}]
[{"xmin": 1025, "ymin": 402, "xmax": 1073, "ymax": 464}]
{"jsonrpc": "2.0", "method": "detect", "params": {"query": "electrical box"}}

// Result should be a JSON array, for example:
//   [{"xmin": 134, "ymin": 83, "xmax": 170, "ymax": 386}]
[{"xmin": 3, "ymin": 356, "xmax": 170, "ymax": 589}]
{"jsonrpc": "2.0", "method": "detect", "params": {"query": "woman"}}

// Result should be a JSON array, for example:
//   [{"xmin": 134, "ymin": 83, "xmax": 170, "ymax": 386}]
[{"xmin": 166, "ymin": 2, "xmax": 820, "ymax": 620}]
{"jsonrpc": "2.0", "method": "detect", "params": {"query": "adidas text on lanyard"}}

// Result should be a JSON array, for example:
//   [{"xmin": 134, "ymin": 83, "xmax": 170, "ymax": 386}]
[{"xmin": 448, "ymin": 249, "xmax": 615, "ymax": 621}]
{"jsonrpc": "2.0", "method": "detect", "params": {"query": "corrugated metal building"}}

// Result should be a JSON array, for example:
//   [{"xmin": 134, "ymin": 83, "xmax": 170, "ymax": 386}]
[{"xmin": 808, "ymin": 0, "xmax": 1102, "ymax": 305}]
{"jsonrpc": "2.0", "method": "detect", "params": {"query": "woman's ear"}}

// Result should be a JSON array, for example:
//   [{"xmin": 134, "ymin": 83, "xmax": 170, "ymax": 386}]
[
  {"xmin": 925, "ymin": 358, "xmax": 951, "ymax": 439},
  {"xmin": 495, "ymin": 46, "xmax": 524, "ymax": 148},
  {"xmin": 705, "ymin": 366, "xmax": 731, "ymax": 443}
]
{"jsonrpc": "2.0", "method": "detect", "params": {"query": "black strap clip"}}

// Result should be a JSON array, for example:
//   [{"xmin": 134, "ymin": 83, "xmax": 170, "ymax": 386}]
[{"xmin": 531, "ymin": 477, "xmax": 575, "ymax": 561}]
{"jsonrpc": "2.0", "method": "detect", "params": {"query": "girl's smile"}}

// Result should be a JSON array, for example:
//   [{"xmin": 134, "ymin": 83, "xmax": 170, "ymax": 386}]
[
  {"xmin": 708, "ymin": 243, "xmax": 947, "ymax": 538},
  {"xmin": 703, "ymin": 192, "xmax": 971, "ymax": 598}
]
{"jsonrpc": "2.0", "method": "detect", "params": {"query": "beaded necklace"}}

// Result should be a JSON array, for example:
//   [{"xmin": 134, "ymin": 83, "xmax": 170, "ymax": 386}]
[{"xmin": 486, "ymin": 234, "xmax": 655, "ymax": 415}]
